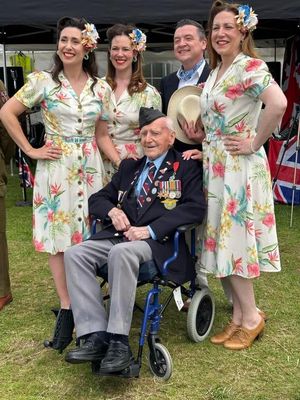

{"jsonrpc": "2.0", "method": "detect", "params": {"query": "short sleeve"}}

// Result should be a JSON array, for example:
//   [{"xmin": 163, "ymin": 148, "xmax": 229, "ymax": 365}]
[
  {"xmin": 241, "ymin": 58, "xmax": 274, "ymax": 99},
  {"xmin": 145, "ymin": 85, "xmax": 162, "ymax": 111},
  {"xmin": 96, "ymin": 79, "xmax": 111, "ymax": 121},
  {"xmin": 14, "ymin": 71, "xmax": 49, "ymax": 108}
]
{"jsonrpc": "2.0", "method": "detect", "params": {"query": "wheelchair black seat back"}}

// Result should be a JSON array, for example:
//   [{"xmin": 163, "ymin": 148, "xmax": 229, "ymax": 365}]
[{"xmin": 92, "ymin": 223, "xmax": 215, "ymax": 380}]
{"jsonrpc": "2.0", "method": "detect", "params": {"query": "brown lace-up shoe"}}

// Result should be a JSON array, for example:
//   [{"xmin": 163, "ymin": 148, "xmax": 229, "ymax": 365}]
[
  {"xmin": 258, "ymin": 309, "xmax": 267, "ymax": 321},
  {"xmin": 0, "ymin": 294, "xmax": 13, "ymax": 311},
  {"xmin": 223, "ymin": 317, "xmax": 265, "ymax": 350},
  {"xmin": 210, "ymin": 321, "xmax": 240, "ymax": 345}
]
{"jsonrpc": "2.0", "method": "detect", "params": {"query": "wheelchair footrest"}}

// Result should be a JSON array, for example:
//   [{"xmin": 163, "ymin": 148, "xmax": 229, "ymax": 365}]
[{"xmin": 91, "ymin": 360, "xmax": 140, "ymax": 378}]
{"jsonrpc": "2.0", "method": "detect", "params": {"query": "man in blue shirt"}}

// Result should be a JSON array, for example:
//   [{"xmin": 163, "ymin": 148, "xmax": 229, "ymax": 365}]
[{"xmin": 64, "ymin": 107, "xmax": 206, "ymax": 374}]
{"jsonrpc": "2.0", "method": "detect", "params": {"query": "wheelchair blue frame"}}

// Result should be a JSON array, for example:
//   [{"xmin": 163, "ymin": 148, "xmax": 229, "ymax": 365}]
[{"xmin": 90, "ymin": 218, "xmax": 202, "ymax": 379}]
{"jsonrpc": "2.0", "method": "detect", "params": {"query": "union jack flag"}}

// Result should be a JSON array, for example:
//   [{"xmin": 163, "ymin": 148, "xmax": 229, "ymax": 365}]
[
  {"xmin": 18, "ymin": 152, "xmax": 34, "ymax": 188},
  {"xmin": 268, "ymin": 34, "xmax": 300, "ymax": 204},
  {"xmin": 270, "ymin": 135, "xmax": 300, "ymax": 204}
]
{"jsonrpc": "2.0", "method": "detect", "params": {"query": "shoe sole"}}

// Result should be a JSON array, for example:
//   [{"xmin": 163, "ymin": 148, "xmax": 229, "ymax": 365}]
[
  {"xmin": 100, "ymin": 356, "xmax": 134, "ymax": 373},
  {"xmin": 65, "ymin": 352, "xmax": 106, "ymax": 364}
]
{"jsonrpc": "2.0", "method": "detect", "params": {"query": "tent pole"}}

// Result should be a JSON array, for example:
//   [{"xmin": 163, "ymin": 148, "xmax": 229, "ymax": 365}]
[{"xmin": 1, "ymin": 28, "xmax": 8, "ymax": 89}]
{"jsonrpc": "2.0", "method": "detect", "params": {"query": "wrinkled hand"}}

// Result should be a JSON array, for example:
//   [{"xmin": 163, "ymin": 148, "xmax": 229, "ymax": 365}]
[
  {"xmin": 27, "ymin": 144, "xmax": 62, "ymax": 160},
  {"xmin": 223, "ymin": 136, "xmax": 253, "ymax": 156},
  {"xmin": 108, "ymin": 207, "xmax": 131, "ymax": 232},
  {"xmin": 182, "ymin": 149, "xmax": 203, "ymax": 161},
  {"xmin": 123, "ymin": 226, "xmax": 150, "ymax": 241},
  {"xmin": 182, "ymin": 121, "xmax": 205, "ymax": 143}
]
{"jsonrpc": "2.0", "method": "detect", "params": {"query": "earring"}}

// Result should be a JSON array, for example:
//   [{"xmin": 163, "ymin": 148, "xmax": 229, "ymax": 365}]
[
  {"xmin": 84, "ymin": 53, "xmax": 89, "ymax": 60},
  {"xmin": 133, "ymin": 55, "xmax": 137, "ymax": 63}
]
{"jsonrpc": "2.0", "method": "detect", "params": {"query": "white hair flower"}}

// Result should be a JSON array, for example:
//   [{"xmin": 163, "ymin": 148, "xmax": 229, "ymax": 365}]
[{"xmin": 81, "ymin": 23, "xmax": 99, "ymax": 52}]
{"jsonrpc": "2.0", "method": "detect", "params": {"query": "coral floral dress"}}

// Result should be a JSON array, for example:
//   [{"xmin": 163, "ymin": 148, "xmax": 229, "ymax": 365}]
[
  {"xmin": 199, "ymin": 53, "xmax": 281, "ymax": 278},
  {"xmin": 15, "ymin": 71, "xmax": 110, "ymax": 254}
]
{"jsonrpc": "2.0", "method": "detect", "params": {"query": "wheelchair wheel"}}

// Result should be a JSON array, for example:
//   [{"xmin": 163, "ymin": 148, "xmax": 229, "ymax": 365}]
[
  {"xmin": 148, "ymin": 343, "xmax": 173, "ymax": 380},
  {"xmin": 187, "ymin": 288, "xmax": 215, "ymax": 342}
]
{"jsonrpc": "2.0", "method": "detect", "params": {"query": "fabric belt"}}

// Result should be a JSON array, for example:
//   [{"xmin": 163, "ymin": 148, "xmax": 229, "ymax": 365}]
[
  {"xmin": 204, "ymin": 133, "xmax": 219, "ymax": 143},
  {"xmin": 46, "ymin": 134, "xmax": 94, "ymax": 144}
]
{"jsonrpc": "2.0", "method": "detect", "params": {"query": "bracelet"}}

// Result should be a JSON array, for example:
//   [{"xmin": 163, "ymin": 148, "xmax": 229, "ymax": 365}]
[{"xmin": 250, "ymin": 140, "xmax": 256, "ymax": 154}]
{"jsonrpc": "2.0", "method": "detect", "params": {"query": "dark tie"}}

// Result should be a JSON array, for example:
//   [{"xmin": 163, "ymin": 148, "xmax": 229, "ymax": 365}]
[{"xmin": 137, "ymin": 162, "xmax": 156, "ymax": 208}]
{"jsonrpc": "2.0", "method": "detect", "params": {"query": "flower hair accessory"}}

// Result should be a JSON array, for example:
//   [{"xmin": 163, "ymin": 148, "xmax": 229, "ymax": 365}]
[
  {"xmin": 235, "ymin": 5, "xmax": 258, "ymax": 32},
  {"xmin": 129, "ymin": 28, "xmax": 147, "ymax": 52},
  {"xmin": 81, "ymin": 23, "xmax": 99, "ymax": 52}
]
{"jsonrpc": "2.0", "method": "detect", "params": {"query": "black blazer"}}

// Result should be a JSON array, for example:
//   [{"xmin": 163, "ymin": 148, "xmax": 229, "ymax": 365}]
[
  {"xmin": 160, "ymin": 61, "xmax": 211, "ymax": 114},
  {"xmin": 160, "ymin": 62, "xmax": 211, "ymax": 153},
  {"xmin": 89, "ymin": 148, "xmax": 206, "ymax": 284}
]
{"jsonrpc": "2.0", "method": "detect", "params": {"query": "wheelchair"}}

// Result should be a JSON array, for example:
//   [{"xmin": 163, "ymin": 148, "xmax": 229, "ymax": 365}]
[{"xmin": 90, "ymin": 221, "xmax": 215, "ymax": 381}]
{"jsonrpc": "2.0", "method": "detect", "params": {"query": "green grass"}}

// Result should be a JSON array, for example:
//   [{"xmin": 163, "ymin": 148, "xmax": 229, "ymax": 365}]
[{"xmin": 1, "ymin": 174, "xmax": 300, "ymax": 400}]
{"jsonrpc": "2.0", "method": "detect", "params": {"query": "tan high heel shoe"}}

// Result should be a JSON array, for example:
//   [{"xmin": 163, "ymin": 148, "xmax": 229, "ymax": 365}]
[
  {"xmin": 223, "ymin": 317, "xmax": 265, "ymax": 350},
  {"xmin": 210, "ymin": 321, "xmax": 241, "ymax": 345}
]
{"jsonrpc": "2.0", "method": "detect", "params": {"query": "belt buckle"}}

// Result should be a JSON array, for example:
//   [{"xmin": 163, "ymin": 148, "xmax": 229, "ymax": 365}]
[{"xmin": 206, "ymin": 133, "xmax": 212, "ymax": 143}]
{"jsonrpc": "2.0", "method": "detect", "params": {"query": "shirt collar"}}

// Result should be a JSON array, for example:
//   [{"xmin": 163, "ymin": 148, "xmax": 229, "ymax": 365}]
[
  {"xmin": 146, "ymin": 151, "xmax": 168, "ymax": 171},
  {"xmin": 177, "ymin": 58, "xmax": 205, "ymax": 82}
]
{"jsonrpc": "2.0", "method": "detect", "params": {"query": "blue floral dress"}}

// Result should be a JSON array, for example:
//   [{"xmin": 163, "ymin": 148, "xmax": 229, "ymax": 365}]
[
  {"xmin": 15, "ymin": 71, "xmax": 110, "ymax": 254},
  {"xmin": 199, "ymin": 53, "xmax": 281, "ymax": 278}
]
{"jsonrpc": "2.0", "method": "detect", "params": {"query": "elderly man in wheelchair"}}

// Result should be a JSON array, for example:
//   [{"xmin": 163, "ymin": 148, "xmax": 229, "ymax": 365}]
[{"xmin": 64, "ymin": 107, "xmax": 211, "ymax": 379}]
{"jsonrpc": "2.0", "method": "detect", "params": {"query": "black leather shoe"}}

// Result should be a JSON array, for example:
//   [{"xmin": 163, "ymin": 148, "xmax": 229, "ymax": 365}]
[
  {"xmin": 100, "ymin": 340, "xmax": 134, "ymax": 373},
  {"xmin": 65, "ymin": 333, "xmax": 108, "ymax": 364}
]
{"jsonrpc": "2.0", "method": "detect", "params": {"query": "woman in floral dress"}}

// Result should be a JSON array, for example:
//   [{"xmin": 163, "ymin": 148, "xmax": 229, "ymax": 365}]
[
  {"xmin": 183, "ymin": 1, "xmax": 287, "ymax": 350},
  {"xmin": 103, "ymin": 24, "xmax": 161, "ymax": 181},
  {"xmin": 0, "ymin": 17, "xmax": 121, "ymax": 351}
]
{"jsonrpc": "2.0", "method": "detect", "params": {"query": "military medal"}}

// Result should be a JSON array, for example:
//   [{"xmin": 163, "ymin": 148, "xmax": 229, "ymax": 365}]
[{"xmin": 162, "ymin": 199, "xmax": 178, "ymax": 210}]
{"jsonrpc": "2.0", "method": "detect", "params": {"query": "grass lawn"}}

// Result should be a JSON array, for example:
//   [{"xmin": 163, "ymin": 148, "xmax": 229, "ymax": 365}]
[{"xmin": 1, "ymin": 174, "xmax": 300, "ymax": 400}]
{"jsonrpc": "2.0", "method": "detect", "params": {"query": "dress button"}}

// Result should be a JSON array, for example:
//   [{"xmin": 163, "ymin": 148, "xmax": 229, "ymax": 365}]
[
  {"xmin": 78, "ymin": 118, "xmax": 82, "ymax": 123},
  {"xmin": 78, "ymin": 104, "xmax": 82, "ymax": 109},
  {"xmin": 111, "ymin": 133, "xmax": 114, "ymax": 138},
  {"xmin": 78, "ymin": 217, "xmax": 82, "ymax": 222},
  {"xmin": 76, "ymin": 144, "xmax": 80, "ymax": 148},
  {"xmin": 113, "ymin": 121, "xmax": 116, "ymax": 125},
  {"xmin": 78, "ymin": 192, "xmax": 82, "ymax": 196},
  {"xmin": 77, "ymin": 130, "xmax": 82, "ymax": 135},
  {"xmin": 113, "ymin": 108, "xmax": 116, "ymax": 112},
  {"xmin": 78, "ymin": 181, "xmax": 82, "ymax": 185},
  {"xmin": 78, "ymin": 204, "xmax": 82, "ymax": 209},
  {"xmin": 78, "ymin": 156, "xmax": 82, "ymax": 160}
]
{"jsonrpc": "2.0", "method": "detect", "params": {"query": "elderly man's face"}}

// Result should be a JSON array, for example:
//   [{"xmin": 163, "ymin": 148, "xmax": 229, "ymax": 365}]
[{"xmin": 140, "ymin": 118, "xmax": 175, "ymax": 160}]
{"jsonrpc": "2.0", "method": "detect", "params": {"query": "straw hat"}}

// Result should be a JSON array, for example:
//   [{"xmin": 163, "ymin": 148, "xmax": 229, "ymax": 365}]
[{"xmin": 167, "ymin": 85, "xmax": 202, "ymax": 144}]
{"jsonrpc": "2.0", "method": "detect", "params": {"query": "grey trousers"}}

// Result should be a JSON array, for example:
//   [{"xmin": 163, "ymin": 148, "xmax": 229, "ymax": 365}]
[
  {"xmin": 64, "ymin": 238, "xmax": 152, "ymax": 338},
  {"xmin": 0, "ymin": 196, "xmax": 11, "ymax": 297}
]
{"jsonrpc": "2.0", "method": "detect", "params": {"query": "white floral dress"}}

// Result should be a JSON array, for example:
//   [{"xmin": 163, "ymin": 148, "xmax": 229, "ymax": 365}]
[
  {"xmin": 102, "ymin": 83, "xmax": 161, "ymax": 180},
  {"xmin": 15, "ymin": 71, "xmax": 110, "ymax": 254},
  {"xmin": 199, "ymin": 53, "xmax": 281, "ymax": 278}
]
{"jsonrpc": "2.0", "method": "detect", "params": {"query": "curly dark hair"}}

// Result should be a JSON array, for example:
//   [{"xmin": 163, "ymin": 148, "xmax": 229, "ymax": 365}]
[
  {"xmin": 51, "ymin": 16, "xmax": 99, "ymax": 92},
  {"xmin": 106, "ymin": 23, "xmax": 147, "ymax": 96},
  {"xmin": 207, "ymin": 1, "xmax": 259, "ymax": 68}
]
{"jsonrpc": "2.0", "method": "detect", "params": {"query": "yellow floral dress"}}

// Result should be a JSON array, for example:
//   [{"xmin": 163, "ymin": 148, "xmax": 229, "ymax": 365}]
[
  {"xmin": 15, "ymin": 71, "xmax": 110, "ymax": 254},
  {"xmin": 102, "ymin": 83, "xmax": 161, "ymax": 181},
  {"xmin": 199, "ymin": 53, "xmax": 281, "ymax": 278}
]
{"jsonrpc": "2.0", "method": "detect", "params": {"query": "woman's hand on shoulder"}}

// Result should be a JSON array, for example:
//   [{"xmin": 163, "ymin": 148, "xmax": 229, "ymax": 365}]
[{"xmin": 182, "ymin": 149, "xmax": 203, "ymax": 161}]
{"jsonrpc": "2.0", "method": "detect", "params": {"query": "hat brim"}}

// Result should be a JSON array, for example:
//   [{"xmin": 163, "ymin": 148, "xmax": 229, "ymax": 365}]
[{"xmin": 167, "ymin": 85, "xmax": 202, "ymax": 145}]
